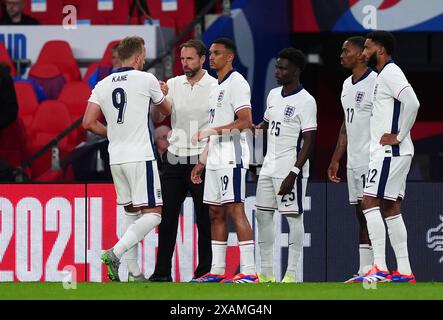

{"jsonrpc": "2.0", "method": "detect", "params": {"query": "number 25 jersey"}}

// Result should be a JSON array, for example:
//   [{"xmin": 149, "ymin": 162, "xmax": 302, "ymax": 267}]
[
  {"xmin": 88, "ymin": 67, "xmax": 165, "ymax": 165},
  {"xmin": 260, "ymin": 85, "xmax": 317, "ymax": 179}
]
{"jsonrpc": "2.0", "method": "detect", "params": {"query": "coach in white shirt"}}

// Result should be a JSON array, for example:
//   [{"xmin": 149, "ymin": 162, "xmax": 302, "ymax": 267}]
[{"xmin": 149, "ymin": 39, "xmax": 217, "ymax": 282}]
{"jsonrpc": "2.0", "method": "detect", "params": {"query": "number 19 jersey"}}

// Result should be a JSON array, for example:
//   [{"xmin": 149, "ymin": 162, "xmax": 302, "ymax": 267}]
[{"xmin": 88, "ymin": 67, "xmax": 165, "ymax": 165}]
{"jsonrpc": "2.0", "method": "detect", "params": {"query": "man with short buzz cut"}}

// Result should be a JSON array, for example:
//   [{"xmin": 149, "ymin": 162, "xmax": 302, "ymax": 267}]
[
  {"xmin": 254, "ymin": 48, "xmax": 317, "ymax": 283},
  {"xmin": 83, "ymin": 36, "xmax": 171, "ymax": 282},
  {"xmin": 353, "ymin": 30, "xmax": 420, "ymax": 283},
  {"xmin": 0, "ymin": 0, "xmax": 39, "ymax": 25},
  {"xmin": 328, "ymin": 36, "xmax": 376, "ymax": 283},
  {"xmin": 148, "ymin": 39, "xmax": 216, "ymax": 282},
  {"xmin": 190, "ymin": 37, "xmax": 258, "ymax": 283}
]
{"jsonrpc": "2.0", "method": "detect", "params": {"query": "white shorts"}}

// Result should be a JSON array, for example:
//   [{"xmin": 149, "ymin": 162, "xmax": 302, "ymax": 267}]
[
  {"xmin": 110, "ymin": 160, "xmax": 162, "ymax": 207},
  {"xmin": 255, "ymin": 174, "xmax": 307, "ymax": 214},
  {"xmin": 203, "ymin": 167, "xmax": 246, "ymax": 205},
  {"xmin": 347, "ymin": 166, "xmax": 368, "ymax": 205},
  {"xmin": 363, "ymin": 156, "xmax": 412, "ymax": 201}
]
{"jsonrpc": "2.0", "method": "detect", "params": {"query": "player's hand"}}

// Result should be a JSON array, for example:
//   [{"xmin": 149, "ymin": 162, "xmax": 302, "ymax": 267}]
[
  {"xmin": 380, "ymin": 133, "xmax": 400, "ymax": 146},
  {"xmin": 278, "ymin": 172, "xmax": 297, "ymax": 195},
  {"xmin": 159, "ymin": 80, "xmax": 168, "ymax": 96},
  {"xmin": 191, "ymin": 162, "xmax": 204, "ymax": 184},
  {"xmin": 327, "ymin": 161, "xmax": 341, "ymax": 183},
  {"xmin": 192, "ymin": 130, "xmax": 210, "ymax": 145},
  {"xmin": 191, "ymin": 131, "xmax": 201, "ymax": 146}
]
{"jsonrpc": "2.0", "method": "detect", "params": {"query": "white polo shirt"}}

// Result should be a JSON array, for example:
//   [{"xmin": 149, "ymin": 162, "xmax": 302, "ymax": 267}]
[{"xmin": 166, "ymin": 70, "xmax": 218, "ymax": 157}]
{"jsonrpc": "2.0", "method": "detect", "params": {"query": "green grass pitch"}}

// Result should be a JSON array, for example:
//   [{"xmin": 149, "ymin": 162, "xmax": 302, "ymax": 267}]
[{"xmin": 0, "ymin": 282, "xmax": 442, "ymax": 300}]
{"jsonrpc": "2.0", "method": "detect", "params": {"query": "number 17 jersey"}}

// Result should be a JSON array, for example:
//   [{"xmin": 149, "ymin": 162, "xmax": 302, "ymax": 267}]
[
  {"xmin": 341, "ymin": 68, "xmax": 376, "ymax": 169},
  {"xmin": 88, "ymin": 67, "xmax": 165, "ymax": 165}
]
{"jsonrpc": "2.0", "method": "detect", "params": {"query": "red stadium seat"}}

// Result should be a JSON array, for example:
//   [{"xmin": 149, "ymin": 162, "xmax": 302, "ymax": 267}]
[
  {"xmin": 58, "ymin": 81, "xmax": 92, "ymax": 143},
  {"xmin": 35, "ymin": 40, "xmax": 80, "ymax": 82},
  {"xmin": 0, "ymin": 42, "xmax": 16, "ymax": 77},
  {"xmin": 27, "ymin": 100, "xmax": 77, "ymax": 178},
  {"xmin": 58, "ymin": 81, "xmax": 91, "ymax": 119},
  {"xmin": 22, "ymin": 0, "xmax": 64, "ymax": 25},
  {"xmin": 91, "ymin": 1, "xmax": 131, "ymax": 25},
  {"xmin": 14, "ymin": 81, "xmax": 39, "ymax": 132},
  {"xmin": 146, "ymin": 0, "xmax": 195, "ymax": 28},
  {"xmin": 100, "ymin": 40, "xmax": 121, "ymax": 67},
  {"xmin": 28, "ymin": 63, "xmax": 66, "ymax": 99},
  {"xmin": 83, "ymin": 40, "xmax": 121, "ymax": 88},
  {"xmin": 83, "ymin": 62, "xmax": 100, "ymax": 82}
]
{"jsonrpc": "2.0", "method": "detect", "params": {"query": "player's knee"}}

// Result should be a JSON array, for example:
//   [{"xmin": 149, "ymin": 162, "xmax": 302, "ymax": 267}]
[
  {"xmin": 256, "ymin": 209, "xmax": 273, "ymax": 224},
  {"xmin": 361, "ymin": 196, "xmax": 379, "ymax": 211},
  {"xmin": 209, "ymin": 206, "xmax": 225, "ymax": 223}
]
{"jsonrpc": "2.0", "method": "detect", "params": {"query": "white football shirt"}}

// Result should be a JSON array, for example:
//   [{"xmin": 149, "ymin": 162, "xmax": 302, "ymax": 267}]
[
  {"xmin": 341, "ymin": 68, "xmax": 376, "ymax": 168},
  {"xmin": 260, "ymin": 85, "xmax": 317, "ymax": 179},
  {"xmin": 88, "ymin": 67, "xmax": 165, "ymax": 165},
  {"xmin": 206, "ymin": 70, "xmax": 251, "ymax": 170},
  {"xmin": 166, "ymin": 71, "xmax": 217, "ymax": 157},
  {"xmin": 370, "ymin": 61, "xmax": 415, "ymax": 160}
]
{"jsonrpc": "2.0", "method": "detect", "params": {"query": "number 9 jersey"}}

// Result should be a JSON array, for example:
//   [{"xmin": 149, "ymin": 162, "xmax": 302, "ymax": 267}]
[
  {"xmin": 88, "ymin": 67, "xmax": 165, "ymax": 165},
  {"xmin": 260, "ymin": 85, "xmax": 317, "ymax": 179}
]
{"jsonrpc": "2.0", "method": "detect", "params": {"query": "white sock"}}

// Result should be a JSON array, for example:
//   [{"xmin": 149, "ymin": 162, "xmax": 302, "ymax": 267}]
[
  {"xmin": 285, "ymin": 214, "xmax": 304, "ymax": 276},
  {"xmin": 363, "ymin": 207, "xmax": 387, "ymax": 271},
  {"xmin": 210, "ymin": 240, "xmax": 227, "ymax": 275},
  {"xmin": 358, "ymin": 244, "xmax": 373, "ymax": 275},
  {"xmin": 256, "ymin": 209, "xmax": 274, "ymax": 277},
  {"xmin": 120, "ymin": 211, "xmax": 142, "ymax": 276},
  {"xmin": 113, "ymin": 213, "xmax": 161, "ymax": 259},
  {"xmin": 385, "ymin": 214, "xmax": 412, "ymax": 275},
  {"xmin": 239, "ymin": 240, "xmax": 256, "ymax": 275}
]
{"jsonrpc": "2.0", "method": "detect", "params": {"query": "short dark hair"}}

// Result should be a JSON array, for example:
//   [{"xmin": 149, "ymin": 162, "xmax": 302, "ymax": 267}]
[
  {"xmin": 346, "ymin": 36, "xmax": 366, "ymax": 51},
  {"xmin": 366, "ymin": 30, "xmax": 396, "ymax": 55},
  {"xmin": 278, "ymin": 48, "xmax": 307, "ymax": 72},
  {"xmin": 180, "ymin": 39, "xmax": 207, "ymax": 57},
  {"xmin": 117, "ymin": 36, "xmax": 144, "ymax": 61},
  {"xmin": 212, "ymin": 37, "xmax": 237, "ymax": 56}
]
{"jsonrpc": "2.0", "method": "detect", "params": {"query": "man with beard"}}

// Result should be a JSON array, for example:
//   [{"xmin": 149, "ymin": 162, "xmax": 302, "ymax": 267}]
[
  {"xmin": 328, "ymin": 36, "xmax": 376, "ymax": 282},
  {"xmin": 254, "ymin": 48, "xmax": 317, "ymax": 283},
  {"xmin": 0, "ymin": 0, "xmax": 39, "ymax": 25},
  {"xmin": 354, "ymin": 31, "xmax": 420, "ymax": 283},
  {"xmin": 149, "ymin": 39, "xmax": 217, "ymax": 282}
]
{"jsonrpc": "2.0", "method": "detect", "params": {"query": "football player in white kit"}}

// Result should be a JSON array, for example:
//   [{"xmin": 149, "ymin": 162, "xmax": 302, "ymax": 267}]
[
  {"xmin": 328, "ymin": 36, "xmax": 376, "ymax": 282},
  {"xmin": 83, "ymin": 36, "xmax": 171, "ymax": 282},
  {"xmin": 254, "ymin": 48, "xmax": 317, "ymax": 283},
  {"xmin": 190, "ymin": 38, "xmax": 258, "ymax": 283},
  {"xmin": 354, "ymin": 31, "xmax": 420, "ymax": 283}
]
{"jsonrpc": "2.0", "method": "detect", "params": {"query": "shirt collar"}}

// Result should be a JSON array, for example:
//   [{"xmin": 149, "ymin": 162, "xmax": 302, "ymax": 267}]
[
  {"xmin": 352, "ymin": 68, "xmax": 372, "ymax": 85},
  {"xmin": 218, "ymin": 68, "xmax": 236, "ymax": 85},
  {"xmin": 378, "ymin": 59, "xmax": 394, "ymax": 74},
  {"xmin": 182, "ymin": 70, "xmax": 212, "ymax": 86},
  {"xmin": 281, "ymin": 84, "xmax": 304, "ymax": 97},
  {"xmin": 114, "ymin": 67, "xmax": 134, "ymax": 73}
]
